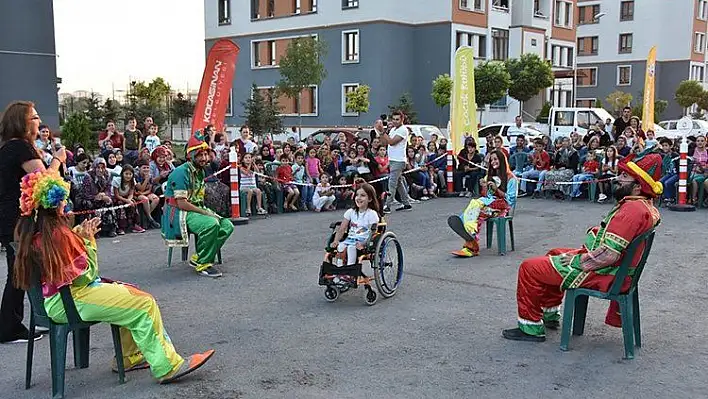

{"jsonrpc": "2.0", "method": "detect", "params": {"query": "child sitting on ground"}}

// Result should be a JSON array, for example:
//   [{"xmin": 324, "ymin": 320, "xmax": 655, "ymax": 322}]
[
  {"xmin": 112, "ymin": 165, "xmax": 146, "ymax": 234},
  {"xmin": 571, "ymin": 151, "xmax": 599, "ymax": 198},
  {"xmin": 275, "ymin": 153, "xmax": 301, "ymax": 211},
  {"xmin": 331, "ymin": 183, "xmax": 380, "ymax": 267},
  {"xmin": 312, "ymin": 173, "xmax": 336, "ymax": 212},
  {"xmin": 334, "ymin": 175, "xmax": 354, "ymax": 209},
  {"xmin": 134, "ymin": 159, "xmax": 161, "ymax": 228}
]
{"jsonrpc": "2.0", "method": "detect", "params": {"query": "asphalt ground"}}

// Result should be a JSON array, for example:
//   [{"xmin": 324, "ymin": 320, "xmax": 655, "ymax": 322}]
[{"xmin": 1, "ymin": 196, "xmax": 707, "ymax": 399}]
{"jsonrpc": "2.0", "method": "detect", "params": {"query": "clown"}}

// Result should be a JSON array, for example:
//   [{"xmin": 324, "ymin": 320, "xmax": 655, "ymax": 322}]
[
  {"xmin": 449, "ymin": 149, "xmax": 518, "ymax": 257},
  {"xmin": 502, "ymin": 150, "xmax": 662, "ymax": 342},
  {"xmin": 161, "ymin": 133, "xmax": 234, "ymax": 278},
  {"xmin": 13, "ymin": 170, "xmax": 214, "ymax": 384}
]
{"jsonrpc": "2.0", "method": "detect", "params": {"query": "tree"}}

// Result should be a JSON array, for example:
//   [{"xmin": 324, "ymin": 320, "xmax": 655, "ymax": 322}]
[
  {"xmin": 276, "ymin": 36, "xmax": 328, "ymax": 139},
  {"xmin": 505, "ymin": 54, "xmax": 554, "ymax": 115},
  {"xmin": 241, "ymin": 84, "xmax": 283, "ymax": 139},
  {"xmin": 431, "ymin": 74, "xmax": 453, "ymax": 126},
  {"xmin": 595, "ymin": 99, "xmax": 603, "ymax": 109},
  {"xmin": 171, "ymin": 92, "xmax": 194, "ymax": 131},
  {"xmin": 536, "ymin": 102, "xmax": 551, "ymax": 123},
  {"xmin": 475, "ymin": 61, "xmax": 511, "ymax": 124},
  {"xmin": 675, "ymin": 80, "xmax": 705, "ymax": 112},
  {"xmin": 632, "ymin": 98, "xmax": 669, "ymax": 123},
  {"xmin": 345, "ymin": 84, "xmax": 371, "ymax": 125},
  {"xmin": 262, "ymin": 95, "xmax": 284, "ymax": 137},
  {"xmin": 85, "ymin": 92, "xmax": 104, "ymax": 133},
  {"xmin": 123, "ymin": 77, "xmax": 172, "ymax": 131},
  {"xmin": 102, "ymin": 99, "xmax": 123, "ymax": 123},
  {"xmin": 61, "ymin": 113, "xmax": 94, "ymax": 150},
  {"xmin": 388, "ymin": 93, "xmax": 418, "ymax": 124},
  {"xmin": 605, "ymin": 91, "xmax": 633, "ymax": 116}
]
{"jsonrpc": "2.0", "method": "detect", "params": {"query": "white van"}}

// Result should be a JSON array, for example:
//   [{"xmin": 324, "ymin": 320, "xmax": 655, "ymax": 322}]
[{"xmin": 548, "ymin": 107, "xmax": 615, "ymax": 142}]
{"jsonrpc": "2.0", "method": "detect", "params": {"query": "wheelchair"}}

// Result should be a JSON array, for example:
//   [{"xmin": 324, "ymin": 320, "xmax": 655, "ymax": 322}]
[{"xmin": 318, "ymin": 218, "xmax": 404, "ymax": 306}]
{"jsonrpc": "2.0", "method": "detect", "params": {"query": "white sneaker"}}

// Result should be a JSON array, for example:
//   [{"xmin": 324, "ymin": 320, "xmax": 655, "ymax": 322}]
[
  {"xmin": 420, "ymin": 196, "xmax": 430, "ymax": 201},
  {"xmin": 409, "ymin": 198, "xmax": 420, "ymax": 204},
  {"xmin": 598, "ymin": 194, "xmax": 607, "ymax": 203}
]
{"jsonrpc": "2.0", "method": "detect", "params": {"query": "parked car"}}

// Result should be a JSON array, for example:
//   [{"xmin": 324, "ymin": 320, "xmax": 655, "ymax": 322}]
[
  {"xmin": 301, "ymin": 128, "xmax": 364, "ymax": 148},
  {"xmin": 657, "ymin": 119, "xmax": 708, "ymax": 139},
  {"xmin": 405, "ymin": 125, "xmax": 448, "ymax": 144},
  {"xmin": 477, "ymin": 123, "xmax": 546, "ymax": 154},
  {"xmin": 548, "ymin": 107, "xmax": 664, "ymax": 141}
]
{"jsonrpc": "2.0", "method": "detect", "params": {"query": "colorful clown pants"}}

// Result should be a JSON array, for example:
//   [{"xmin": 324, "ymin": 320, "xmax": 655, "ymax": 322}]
[
  {"xmin": 516, "ymin": 248, "xmax": 626, "ymax": 336},
  {"xmin": 44, "ymin": 281, "xmax": 184, "ymax": 378}
]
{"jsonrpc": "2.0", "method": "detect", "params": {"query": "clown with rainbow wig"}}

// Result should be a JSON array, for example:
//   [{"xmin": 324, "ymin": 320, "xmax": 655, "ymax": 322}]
[
  {"xmin": 161, "ymin": 133, "xmax": 234, "ymax": 277},
  {"xmin": 12, "ymin": 169, "xmax": 215, "ymax": 384}
]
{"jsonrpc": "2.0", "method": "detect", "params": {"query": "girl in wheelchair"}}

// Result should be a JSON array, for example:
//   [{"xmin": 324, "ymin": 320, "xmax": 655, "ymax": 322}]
[{"xmin": 331, "ymin": 182, "xmax": 380, "ymax": 268}]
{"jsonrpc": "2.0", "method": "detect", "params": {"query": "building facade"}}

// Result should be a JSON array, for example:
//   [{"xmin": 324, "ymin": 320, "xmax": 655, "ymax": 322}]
[
  {"xmin": 575, "ymin": 0, "xmax": 708, "ymax": 119},
  {"xmin": 0, "ymin": 0, "xmax": 60, "ymax": 128},
  {"xmin": 204, "ymin": 0, "xmax": 577, "ymax": 131}
]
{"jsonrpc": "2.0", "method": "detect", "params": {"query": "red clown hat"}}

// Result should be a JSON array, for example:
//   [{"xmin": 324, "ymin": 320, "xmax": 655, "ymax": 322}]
[
  {"xmin": 186, "ymin": 134, "xmax": 209, "ymax": 160},
  {"xmin": 618, "ymin": 152, "xmax": 664, "ymax": 198}
]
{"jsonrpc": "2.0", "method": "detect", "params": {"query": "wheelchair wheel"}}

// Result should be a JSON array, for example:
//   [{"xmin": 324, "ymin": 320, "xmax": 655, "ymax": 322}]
[
  {"xmin": 364, "ymin": 285, "xmax": 378, "ymax": 306},
  {"xmin": 324, "ymin": 286, "xmax": 339, "ymax": 302},
  {"xmin": 372, "ymin": 231, "xmax": 403, "ymax": 298}
]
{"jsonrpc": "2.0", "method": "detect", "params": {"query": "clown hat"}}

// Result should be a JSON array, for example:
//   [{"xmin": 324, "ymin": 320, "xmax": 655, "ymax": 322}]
[
  {"xmin": 186, "ymin": 134, "xmax": 209, "ymax": 160},
  {"xmin": 20, "ymin": 170, "xmax": 71, "ymax": 217},
  {"xmin": 618, "ymin": 150, "xmax": 663, "ymax": 198}
]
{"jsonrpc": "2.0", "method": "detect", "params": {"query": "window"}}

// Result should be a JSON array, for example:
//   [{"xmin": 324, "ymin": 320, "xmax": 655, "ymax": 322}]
[
  {"xmin": 620, "ymin": 1, "xmax": 634, "ymax": 21},
  {"xmin": 342, "ymin": 0, "xmax": 358, "ymax": 9},
  {"xmin": 492, "ymin": 0, "xmax": 509, "ymax": 10},
  {"xmin": 691, "ymin": 64, "xmax": 705, "ymax": 82},
  {"xmin": 455, "ymin": 31, "xmax": 487, "ymax": 57},
  {"xmin": 342, "ymin": 84, "xmax": 359, "ymax": 115},
  {"xmin": 252, "ymin": 42, "xmax": 261, "ymax": 67},
  {"xmin": 224, "ymin": 89, "xmax": 233, "ymax": 116},
  {"xmin": 577, "ymin": 36, "xmax": 599, "ymax": 56},
  {"xmin": 576, "ymin": 68, "xmax": 597, "ymax": 87},
  {"xmin": 575, "ymin": 99, "xmax": 597, "ymax": 108},
  {"xmin": 459, "ymin": 0, "xmax": 484, "ymax": 11},
  {"xmin": 268, "ymin": 40, "xmax": 276, "ymax": 65},
  {"xmin": 695, "ymin": 32, "xmax": 706, "ymax": 53},
  {"xmin": 618, "ymin": 33, "xmax": 633, "ymax": 53},
  {"xmin": 218, "ymin": 0, "xmax": 231, "ymax": 25},
  {"xmin": 250, "ymin": 0, "xmax": 259, "ymax": 19},
  {"xmin": 554, "ymin": 0, "xmax": 573, "ymax": 28},
  {"xmin": 551, "ymin": 45, "xmax": 573, "ymax": 68},
  {"xmin": 554, "ymin": 111, "xmax": 574, "ymax": 126},
  {"xmin": 617, "ymin": 65, "xmax": 632, "ymax": 86},
  {"xmin": 578, "ymin": 4, "xmax": 599, "ymax": 24},
  {"xmin": 492, "ymin": 28, "xmax": 509, "ymax": 60},
  {"xmin": 342, "ymin": 30, "xmax": 359, "ymax": 63},
  {"xmin": 700, "ymin": 0, "xmax": 708, "ymax": 20},
  {"xmin": 294, "ymin": 0, "xmax": 300, "ymax": 14},
  {"xmin": 267, "ymin": 0, "xmax": 274, "ymax": 17},
  {"xmin": 312, "ymin": 0, "xmax": 317, "ymax": 12}
]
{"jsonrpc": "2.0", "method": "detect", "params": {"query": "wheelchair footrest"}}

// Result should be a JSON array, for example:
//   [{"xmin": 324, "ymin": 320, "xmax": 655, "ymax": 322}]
[{"xmin": 319, "ymin": 261, "xmax": 362, "ymax": 285}]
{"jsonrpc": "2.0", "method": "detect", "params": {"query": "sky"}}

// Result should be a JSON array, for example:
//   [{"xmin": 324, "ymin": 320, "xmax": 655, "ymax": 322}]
[{"xmin": 54, "ymin": 0, "xmax": 205, "ymax": 97}]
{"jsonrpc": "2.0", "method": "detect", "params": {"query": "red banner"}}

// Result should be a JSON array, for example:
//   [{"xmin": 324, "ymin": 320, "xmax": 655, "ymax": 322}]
[{"xmin": 191, "ymin": 39, "xmax": 240, "ymax": 135}]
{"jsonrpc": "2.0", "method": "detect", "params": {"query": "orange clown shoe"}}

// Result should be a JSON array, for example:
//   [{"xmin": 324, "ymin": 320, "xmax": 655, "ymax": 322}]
[
  {"xmin": 451, "ymin": 240, "xmax": 479, "ymax": 257},
  {"xmin": 158, "ymin": 349, "xmax": 215, "ymax": 384}
]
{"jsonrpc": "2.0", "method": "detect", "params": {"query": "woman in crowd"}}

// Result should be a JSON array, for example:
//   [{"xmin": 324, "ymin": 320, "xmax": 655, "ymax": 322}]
[
  {"xmin": 542, "ymin": 137, "xmax": 579, "ymax": 199},
  {"xmin": 104, "ymin": 150, "xmax": 122, "ymax": 180},
  {"xmin": 203, "ymin": 148, "xmax": 231, "ymax": 218},
  {"xmin": 454, "ymin": 139, "xmax": 483, "ymax": 197},
  {"xmin": 75, "ymin": 157, "xmax": 119, "ymax": 237},
  {"xmin": 0, "ymin": 101, "xmax": 66, "ymax": 344},
  {"xmin": 690, "ymin": 134, "xmax": 707, "ymax": 205},
  {"xmin": 13, "ymin": 169, "xmax": 214, "ymax": 383},
  {"xmin": 149, "ymin": 145, "xmax": 174, "ymax": 189},
  {"xmin": 451, "ymin": 150, "xmax": 517, "ymax": 257}
]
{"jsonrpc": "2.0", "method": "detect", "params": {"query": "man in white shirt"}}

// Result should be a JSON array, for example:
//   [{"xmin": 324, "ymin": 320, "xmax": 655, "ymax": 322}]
[
  {"xmin": 507, "ymin": 115, "xmax": 525, "ymax": 139},
  {"xmin": 379, "ymin": 111, "xmax": 412, "ymax": 213}
]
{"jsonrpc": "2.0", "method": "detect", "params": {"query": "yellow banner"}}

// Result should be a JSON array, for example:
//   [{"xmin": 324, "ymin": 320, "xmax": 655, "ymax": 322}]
[
  {"xmin": 642, "ymin": 46, "xmax": 657, "ymax": 132},
  {"xmin": 450, "ymin": 46, "xmax": 477, "ymax": 156}
]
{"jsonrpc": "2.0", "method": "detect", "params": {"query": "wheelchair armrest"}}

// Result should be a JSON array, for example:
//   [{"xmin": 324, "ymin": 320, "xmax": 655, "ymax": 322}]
[
  {"xmin": 329, "ymin": 221, "xmax": 343, "ymax": 229},
  {"xmin": 361, "ymin": 223, "xmax": 379, "ymax": 251}
]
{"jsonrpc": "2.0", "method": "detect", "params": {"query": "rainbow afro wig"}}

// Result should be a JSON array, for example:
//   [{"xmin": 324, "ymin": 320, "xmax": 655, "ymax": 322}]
[{"xmin": 20, "ymin": 170, "xmax": 71, "ymax": 217}]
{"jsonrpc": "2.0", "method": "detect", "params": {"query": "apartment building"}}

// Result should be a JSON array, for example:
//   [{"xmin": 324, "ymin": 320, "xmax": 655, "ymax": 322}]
[
  {"xmin": 576, "ymin": 0, "xmax": 708, "ymax": 118},
  {"xmin": 0, "ymin": 0, "xmax": 60, "ymax": 128},
  {"xmin": 204, "ymin": 0, "xmax": 578, "ymax": 130}
]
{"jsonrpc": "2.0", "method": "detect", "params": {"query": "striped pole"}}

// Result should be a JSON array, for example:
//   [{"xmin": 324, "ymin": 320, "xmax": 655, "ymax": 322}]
[
  {"xmin": 446, "ymin": 141, "xmax": 455, "ymax": 195},
  {"xmin": 229, "ymin": 147, "xmax": 249, "ymax": 224},
  {"xmin": 669, "ymin": 140, "xmax": 695, "ymax": 212}
]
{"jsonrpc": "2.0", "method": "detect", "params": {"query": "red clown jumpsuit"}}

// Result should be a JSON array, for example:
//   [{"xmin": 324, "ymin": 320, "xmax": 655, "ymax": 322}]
[{"xmin": 515, "ymin": 197, "xmax": 661, "ymax": 337}]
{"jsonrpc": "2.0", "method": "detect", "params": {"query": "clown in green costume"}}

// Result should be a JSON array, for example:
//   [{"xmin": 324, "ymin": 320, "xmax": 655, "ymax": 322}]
[{"xmin": 162, "ymin": 134, "xmax": 234, "ymax": 278}]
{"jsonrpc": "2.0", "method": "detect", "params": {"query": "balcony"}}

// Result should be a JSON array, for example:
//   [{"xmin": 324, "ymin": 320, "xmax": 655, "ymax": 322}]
[{"xmin": 492, "ymin": 0, "xmax": 509, "ymax": 12}]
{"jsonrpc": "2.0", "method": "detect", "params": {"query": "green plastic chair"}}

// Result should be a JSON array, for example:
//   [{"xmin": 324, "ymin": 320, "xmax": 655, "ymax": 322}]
[
  {"xmin": 21, "ymin": 244, "xmax": 125, "ymax": 399},
  {"xmin": 167, "ymin": 233, "xmax": 223, "ymax": 268},
  {"xmin": 485, "ymin": 179, "xmax": 519, "ymax": 255},
  {"xmin": 559, "ymin": 228, "xmax": 656, "ymax": 359}
]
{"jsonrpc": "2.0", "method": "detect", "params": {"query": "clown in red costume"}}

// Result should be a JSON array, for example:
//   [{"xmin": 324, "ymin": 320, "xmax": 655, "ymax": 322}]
[{"xmin": 502, "ymin": 150, "xmax": 662, "ymax": 342}]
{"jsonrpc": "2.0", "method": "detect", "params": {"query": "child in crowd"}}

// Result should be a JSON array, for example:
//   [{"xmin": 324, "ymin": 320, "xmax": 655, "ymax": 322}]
[
  {"xmin": 254, "ymin": 159, "xmax": 277, "ymax": 214},
  {"xmin": 312, "ymin": 173, "xmax": 336, "ymax": 212},
  {"xmin": 68, "ymin": 153, "xmax": 90, "ymax": 189},
  {"xmin": 112, "ymin": 165, "xmax": 145, "ymax": 234},
  {"xmin": 374, "ymin": 146, "xmax": 389, "ymax": 177},
  {"xmin": 292, "ymin": 152, "xmax": 311, "ymax": 210},
  {"xmin": 330, "ymin": 182, "xmax": 380, "ymax": 267},
  {"xmin": 306, "ymin": 147, "xmax": 323, "ymax": 184},
  {"xmin": 645, "ymin": 130, "xmax": 658, "ymax": 148},
  {"xmin": 213, "ymin": 133, "xmax": 228, "ymax": 160},
  {"xmin": 334, "ymin": 175, "xmax": 354, "ymax": 209},
  {"xmin": 275, "ymin": 153, "xmax": 300, "ymax": 211},
  {"xmin": 570, "ymin": 151, "xmax": 599, "ymax": 198},
  {"xmin": 134, "ymin": 159, "xmax": 161, "ymax": 228},
  {"xmin": 598, "ymin": 146, "xmax": 619, "ymax": 203},
  {"xmin": 143, "ymin": 124, "xmax": 161, "ymax": 154},
  {"xmin": 105, "ymin": 151, "xmax": 122, "ymax": 180},
  {"xmin": 239, "ymin": 153, "xmax": 267, "ymax": 216}
]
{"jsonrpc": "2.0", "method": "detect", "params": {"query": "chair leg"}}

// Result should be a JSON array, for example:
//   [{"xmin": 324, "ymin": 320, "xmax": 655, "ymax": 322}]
[
  {"xmin": 50, "ymin": 325, "xmax": 70, "ymax": 399},
  {"xmin": 72, "ymin": 327, "xmax": 91, "ymax": 368},
  {"xmin": 559, "ymin": 292, "xmax": 575, "ymax": 351},
  {"xmin": 633, "ymin": 290, "xmax": 641, "ymax": 348},
  {"xmin": 25, "ymin": 314, "xmax": 36, "ymax": 389},
  {"xmin": 181, "ymin": 246, "xmax": 188, "ymax": 262},
  {"xmin": 508, "ymin": 219, "xmax": 515, "ymax": 251},
  {"xmin": 572, "ymin": 295, "xmax": 589, "ymax": 336},
  {"xmin": 496, "ymin": 219, "xmax": 506, "ymax": 255},
  {"xmin": 485, "ymin": 220, "xmax": 493, "ymax": 249},
  {"xmin": 167, "ymin": 247, "xmax": 173, "ymax": 268},
  {"xmin": 619, "ymin": 297, "xmax": 635, "ymax": 359},
  {"xmin": 217, "ymin": 249, "xmax": 222, "ymax": 265},
  {"xmin": 110, "ymin": 325, "xmax": 126, "ymax": 384}
]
